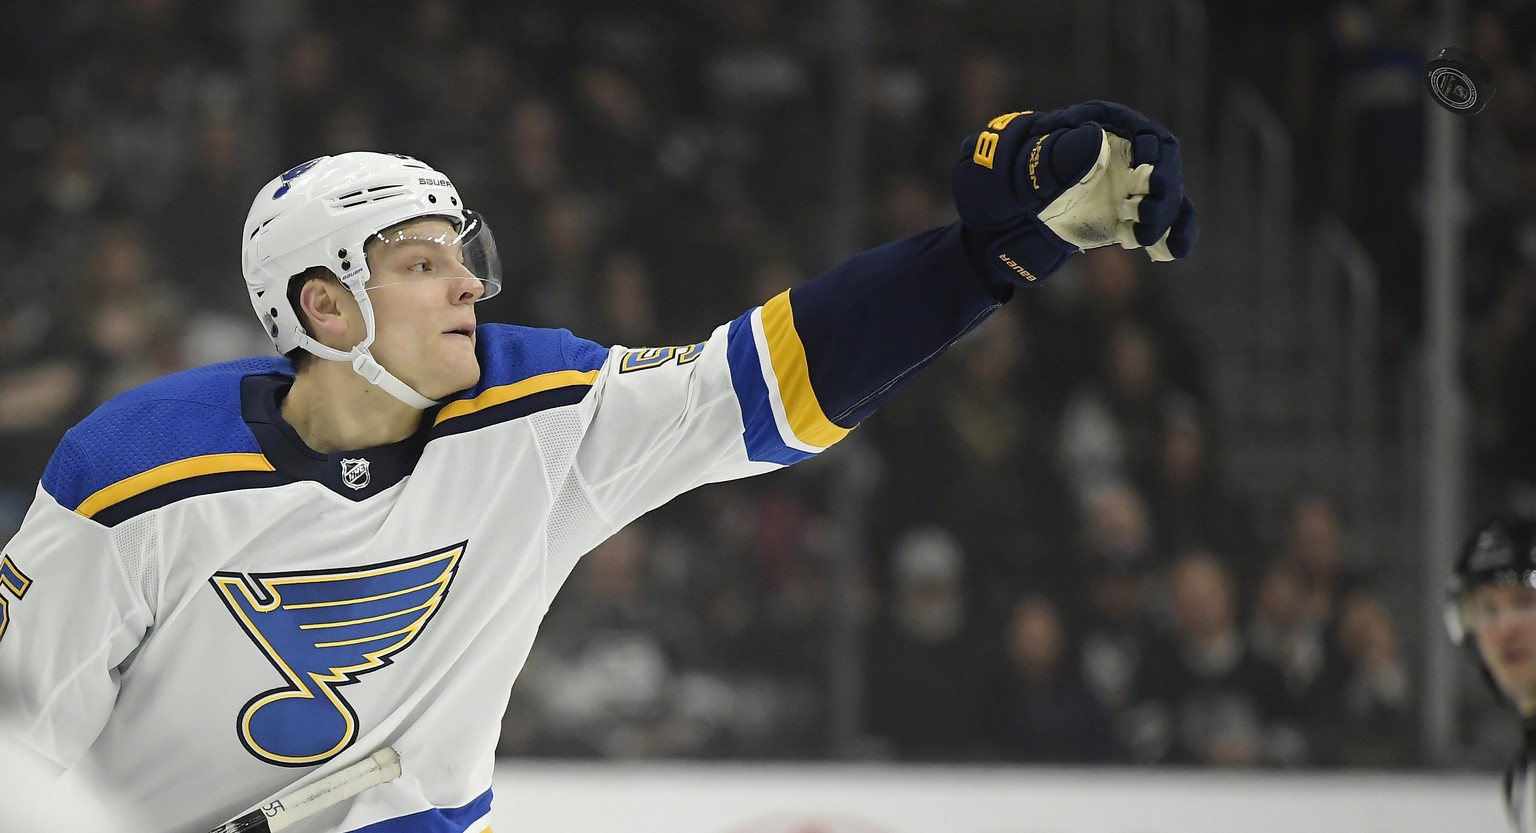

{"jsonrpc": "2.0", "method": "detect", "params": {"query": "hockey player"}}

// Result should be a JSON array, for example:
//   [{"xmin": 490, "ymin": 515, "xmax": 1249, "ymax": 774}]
[
  {"xmin": 0, "ymin": 102, "xmax": 1195, "ymax": 832},
  {"xmin": 1448, "ymin": 515, "xmax": 1536, "ymax": 832}
]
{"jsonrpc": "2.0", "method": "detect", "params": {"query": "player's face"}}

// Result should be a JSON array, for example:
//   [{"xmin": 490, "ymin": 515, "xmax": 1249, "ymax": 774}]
[
  {"xmin": 1468, "ymin": 582, "xmax": 1536, "ymax": 715},
  {"xmin": 362, "ymin": 217, "xmax": 485, "ymax": 398}
]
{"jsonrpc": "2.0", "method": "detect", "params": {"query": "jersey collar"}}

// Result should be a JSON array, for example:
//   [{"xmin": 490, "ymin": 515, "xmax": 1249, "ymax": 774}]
[{"xmin": 241, "ymin": 373, "xmax": 430, "ymax": 500}]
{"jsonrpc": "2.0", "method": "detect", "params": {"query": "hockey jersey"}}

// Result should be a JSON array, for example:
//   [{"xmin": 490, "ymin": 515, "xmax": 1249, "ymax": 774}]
[{"xmin": 0, "ymin": 224, "xmax": 1007, "ymax": 832}]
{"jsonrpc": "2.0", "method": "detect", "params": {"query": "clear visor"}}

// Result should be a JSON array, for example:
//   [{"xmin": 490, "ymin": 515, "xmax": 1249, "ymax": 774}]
[{"xmin": 362, "ymin": 210, "xmax": 502, "ymax": 300}]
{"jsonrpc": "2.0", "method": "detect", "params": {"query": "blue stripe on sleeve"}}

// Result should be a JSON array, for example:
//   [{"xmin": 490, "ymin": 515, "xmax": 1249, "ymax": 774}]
[
  {"xmin": 726, "ymin": 311, "xmax": 813, "ymax": 465},
  {"xmin": 346, "ymin": 788, "xmax": 493, "ymax": 833}
]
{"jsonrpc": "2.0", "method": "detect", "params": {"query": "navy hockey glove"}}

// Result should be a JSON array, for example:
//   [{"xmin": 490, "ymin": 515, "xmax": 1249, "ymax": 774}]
[{"xmin": 952, "ymin": 101, "xmax": 1199, "ymax": 287}]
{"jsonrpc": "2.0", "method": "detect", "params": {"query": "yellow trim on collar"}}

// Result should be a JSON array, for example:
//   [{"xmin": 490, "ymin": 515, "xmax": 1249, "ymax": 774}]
[
  {"xmin": 76, "ymin": 453, "xmax": 276, "ymax": 519},
  {"xmin": 433, "ymin": 369, "xmax": 599, "ymax": 425}
]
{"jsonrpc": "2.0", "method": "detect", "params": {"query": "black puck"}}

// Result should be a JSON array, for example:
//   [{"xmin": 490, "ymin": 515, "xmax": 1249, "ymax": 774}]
[{"xmin": 1425, "ymin": 46, "xmax": 1496, "ymax": 115}]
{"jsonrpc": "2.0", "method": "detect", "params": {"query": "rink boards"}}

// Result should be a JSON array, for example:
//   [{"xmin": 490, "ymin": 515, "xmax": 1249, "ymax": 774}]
[{"xmin": 489, "ymin": 761, "xmax": 1506, "ymax": 833}]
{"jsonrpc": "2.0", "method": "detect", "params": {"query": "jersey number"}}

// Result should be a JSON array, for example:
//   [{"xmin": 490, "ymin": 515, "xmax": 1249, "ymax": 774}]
[
  {"xmin": 618, "ymin": 342, "xmax": 705, "ymax": 373},
  {"xmin": 0, "ymin": 554, "xmax": 33, "ymax": 643}
]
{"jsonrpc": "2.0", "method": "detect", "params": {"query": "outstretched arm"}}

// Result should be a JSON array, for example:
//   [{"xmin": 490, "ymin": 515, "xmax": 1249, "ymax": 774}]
[
  {"xmin": 784, "ymin": 99, "xmax": 1200, "ymax": 426},
  {"xmin": 555, "ymin": 101, "xmax": 1198, "ymax": 551}
]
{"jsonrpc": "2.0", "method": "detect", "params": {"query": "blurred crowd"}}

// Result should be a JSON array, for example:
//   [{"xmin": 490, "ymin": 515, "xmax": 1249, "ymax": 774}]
[
  {"xmin": 4, "ymin": 0, "xmax": 1535, "ymax": 770},
  {"xmin": 1213, "ymin": 0, "xmax": 1536, "ymax": 510}
]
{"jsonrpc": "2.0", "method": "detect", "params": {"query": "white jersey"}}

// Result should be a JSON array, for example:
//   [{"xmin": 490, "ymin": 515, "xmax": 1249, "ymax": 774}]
[{"xmin": 0, "ymin": 224, "xmax": 1003, "ymax": 832}]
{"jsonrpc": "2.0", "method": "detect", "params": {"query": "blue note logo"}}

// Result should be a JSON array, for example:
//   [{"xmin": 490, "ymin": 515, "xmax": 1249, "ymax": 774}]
[
  {"xmin": 210, "ymin": 542, "xmax": 466, "ymax": 766},
  {"xmin": 271, "ymin": 158, "xmax": 321, "ymax": 199}
]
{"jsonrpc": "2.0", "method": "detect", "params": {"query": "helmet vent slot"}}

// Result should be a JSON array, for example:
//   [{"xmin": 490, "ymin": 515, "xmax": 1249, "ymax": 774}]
[{"xmin": 332, "ymin": 186, "xmax": 409, "ymax": 209}]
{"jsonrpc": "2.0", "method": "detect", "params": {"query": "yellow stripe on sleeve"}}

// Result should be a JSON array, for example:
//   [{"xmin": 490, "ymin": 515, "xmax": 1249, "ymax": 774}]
[
  {"xmin": 433, "ymin": 369, "xmax": 600, "ymax": 425},
  {"xmin": 759, "ymin": 291, "xmax": 850, "ymax": 448},
  {"xmin": 76, "ymin": 453, "xmax": 277, "ymax": 519}
]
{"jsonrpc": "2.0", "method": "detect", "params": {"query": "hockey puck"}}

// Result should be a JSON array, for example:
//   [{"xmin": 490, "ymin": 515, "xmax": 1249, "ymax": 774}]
[{"xmin": 1425, "ymin": 46, "xmax": 1496, "ymax": 115}]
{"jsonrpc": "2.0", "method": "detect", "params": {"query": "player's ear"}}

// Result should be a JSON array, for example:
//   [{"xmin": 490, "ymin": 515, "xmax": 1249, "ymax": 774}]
[{"xmin": 296, "ymin": 274, "xmax": 353, "ymax": 344}]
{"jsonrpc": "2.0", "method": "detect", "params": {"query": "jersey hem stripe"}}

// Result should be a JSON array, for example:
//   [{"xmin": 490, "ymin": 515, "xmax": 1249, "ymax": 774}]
[{"xmin": 343, "ymin": 787, "xmax": 493, "ymax": 833}]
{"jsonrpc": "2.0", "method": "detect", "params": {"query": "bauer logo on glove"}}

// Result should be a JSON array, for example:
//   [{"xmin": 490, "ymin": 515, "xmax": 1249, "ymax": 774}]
[{"xmin": 952, "ymin": 101, "xmax": 1199, "ymax": 287}]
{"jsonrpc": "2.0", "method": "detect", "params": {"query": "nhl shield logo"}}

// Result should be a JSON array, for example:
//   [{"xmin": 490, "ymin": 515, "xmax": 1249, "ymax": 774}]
[{"xmin": 340, "ymin": 458, "xmax": 371, "ymax": 491}]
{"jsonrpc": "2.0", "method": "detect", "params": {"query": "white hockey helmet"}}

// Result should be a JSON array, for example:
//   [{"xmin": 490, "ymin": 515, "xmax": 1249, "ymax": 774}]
[
  {"xmin": 1447, "ymin": 513, "xmax": 1536, "ymax": 710},
  {"xmin": 241, "ymin": 151, "xmax": 501, "ymax": 408}
]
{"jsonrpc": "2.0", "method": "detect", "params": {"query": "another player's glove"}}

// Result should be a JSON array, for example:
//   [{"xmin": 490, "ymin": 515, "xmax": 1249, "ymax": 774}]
[{"xmin": 951, "ymin": 100, "xmax": 1199, "ymax": 287}]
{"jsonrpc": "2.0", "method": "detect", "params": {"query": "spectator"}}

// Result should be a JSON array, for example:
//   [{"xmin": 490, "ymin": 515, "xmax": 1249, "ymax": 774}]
[
  {"xmin": 698, "ymin": 0, "xmax": 825, "ymax": 233},
  {"xmin": 411, "ymin": 42, "xmax": 516, "ymax": 192},
  {"xmin": 992, "ymin": 593, "xmax": 1120, "ymax": 763},
  {"xmin": 1072, "ymin": 501, "xmax": 1158, "ymax": 715},
  {"xmin": 1315, "ymin": 590, "xmax": 1415, "ymax": 767},
  {"xmin": 162, "ymin": 111, "xmax": 258, "ymax": 316},
  {"xmin": 1079, "ymin": 480, "xmax": 1160, "ymax": 576},
  {"xmin": 273, "ymin": 29, "xmax": 341, "ymax": 163},
  {"xmin": 868, "ymin": 171, "xmax": 948, "ymax": 249},
  {"xmin": 1035, "ymin": 245, "xmax": 1205, "ymax": 410},
  {"xmin": 503, "ymin": 524, "xmax": 717, "ymax": 759},
  {"xmin": 569, "ymin": 61, "xmax": 665, "ymax": 208},
  {"xmin": 866, "ymin": 526, "xmax": 992, "ymax": 761},
  {"xmin": 90, "ymin": 54, "xmax": 198, "ymax": 215},
  {"xmin": 1277, "ymin": 494, "xmax": 1351, "ymax": 626},
  {"xmin": 19, "ymin": 125, "xmax": 114, "ymax": 281},
  {"xmin": 74, "ymin": 221, "xmax": 186, "ymax": 401},
  {"xmin": 868, "ymin": 308, "xmax": 1072, "ymax": 605},
  {"xmin": 1146, "ymin": 401, "xmax": 1262, "ymax": 586},
  {"xmin": 593, "ymin": 250, "xmax": 664, "ymax": 346},
  {"xmin": 1123, "ymin": 552, "xmax": 1307, "ymax": 766},
  {"xmin": 520, "ymin": 188, "xmax": 609, "ymax": 332},
  {"xmin": 1247, "ymin": 559, "xmax": 1347, "ymax": 721},
  {"xmin": 1470, "ymin": 267, "xmax": 1536, "ymax": 499},
  {"xmin": 0, "ymin": 289, "xmax": 88, "ymax": 540},
  {"xmin": 1058, "ymin": 319, "xmax": 1197, "ymax": 510}
]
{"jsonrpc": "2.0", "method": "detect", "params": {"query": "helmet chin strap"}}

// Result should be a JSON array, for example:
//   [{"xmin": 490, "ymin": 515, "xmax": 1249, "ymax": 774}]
[
  {"xmin": 348, "ymin": 283, "xmax": 440, "ymax": 410},
  {"xmin": 295, "ymin": 283, "xmax": 441, "ymax": 411},
  {"xmin": 349, "ymin": 349, "xmax": 439, "ymax": 410}
]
